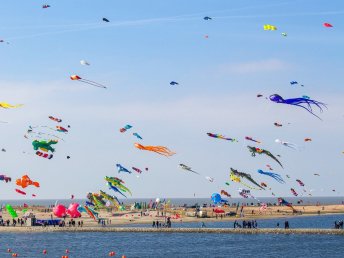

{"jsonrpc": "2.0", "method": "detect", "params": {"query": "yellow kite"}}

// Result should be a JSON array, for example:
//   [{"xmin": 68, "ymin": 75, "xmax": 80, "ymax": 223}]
[
  {"xmin": 263, "ymin": 24, "xmax": 277, "ymax": 31},
  {"xmin": 0, "ymin": 102, "xmax": 23, "ymax": 109}
]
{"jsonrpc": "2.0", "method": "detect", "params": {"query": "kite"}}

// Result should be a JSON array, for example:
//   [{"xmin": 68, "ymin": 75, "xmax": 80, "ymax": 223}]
[
  {"xmin": 323, "ymin": 23, "xmax": 333, "ymax": 27},
  {"xmin": 6, "ymin": 205, "xmax": 18, "ymax": 218},
  {"xmin": 105, "ymin": 176, "xmax": 132, "ymax": 195},
  {"xmin": 260, "ymin": 182, "xmax": 267, "ymax": 188},
  {"xmin": 278, "ymin": 197, "xmax": 296, "ymax": 212},
  {"xmin": 133, "ymin": 132, "xmax": 143, "ymax": 140},
  {"xmin": 70, "ymin": 75, "xmax": 107, "ymax": 89},
  {"xmin": 103, "ymin": 18, "xmax": 110, "ymax": 22},
  {"xmin": 116, "ymin": 164, "xmax": 131, "ymax": 174},
  {"xmin": 296, "ymin": 179, "xmax": 305, "ymax": 187},
  {"xmin": 304, "ymin": 138, "xmax": 312, "ymax": 142},
  {"xmin": 258, "ymin": 169, "xmax": 285, "ymax": 184},
  {"xmin": 205, "ymin": 176, "xmax": 214, "ymax": 182},
  {"xmin": 269, "ymin": 94, "xmax": 326, "ymax": 120},
  {"xmin": 0, "ymin": 102, "xmax": 23, "ymax": 109},
  {"xmin": 274, "ymin": 122, "xmax": 282, "ymax": 127},
  {"xmin": 290, "ymin": 81, "xmax": 298, "ymax": 85},
  {"xmin": 80, "ymin": 60, "xmax": 90, "ymax": 66},
  {"xmin": 107, "ymin": 183, "xmax": 127, "ymax": 198},
  {"xmin": 207, "ymin": 133, "xmax": 237, "ymax": 142},
  {"xmin": 247, "ymin": 146, "xmax": 283, "ymax": 168},
  {"xmin": 286, "ymin": 175, "xmax": 290, "ymax": 178},
  {"xmin": 49, "ymin": 116, "xmax": 62, "ymax": 123},
  {"xmin": 281, "ymin": 32, "xmax": 287, "ymax": 36},
  {"xmin": 220, "ymin": 190, "xmax": 231, "ymax": 198},
  {"xmin": 15, "ymin": 189, "xmax": 26, "ymax": 195},
  {"xmin": 314, "ymin": 173, "xmax": 320, "ymax": 176},
  {"xmin": 245, "ymin": 136, "xmax": 261, "ymax": 144},
  {"xmin": 99, "ymin": 190, "xmax": 120, "ymax": 207},
  {"xmin": 56, "ymin": 126, "xmax": 68, "ymax": 133},
  {"xmin": 257, "ymin": 94, "xmax": 263, "ymax": 97},
  {"xmin": 290, "ymin": 188, "xmax": 298, "ymax": 196},
  {"xmin": 132, "ymin": 167, "xmax": 142, "ymax": 174},
  {"xmin": 16, "ymin": 175, "xmax": 40, "ymax": 188},
  {"xmin": 179, "ymin": 164, "xmax": 199, "ymax": 175},
  {"xmin": 170, "ymin": 81, "xmax": 179, "ymax": 85},
  {"xmin": 266, "ymin": 164, "xmax": 273, "ymax": 171},
  {"xmin": 120, "ymin": 124, "xmax": 132, "ymax": 133},
  {"xmin": 32, "ymin": 140, "xmax": 57, "ymax": 153},
  {"xmin": 0, "ymin": 175, "xmax": 11, "ymax": 183},
  {"xmin": 275, "ymin": 139, "xmax": 298, "ymax": 150},
  {"xmin": 42, "ymin": 5, "xmax": 50, "ymax": 8},
  {"xmin": 35, "ymin": 151, "xmax": 53, "ymax": 159},
  {"xmin": 204, "ymin": 16, "xmax": 212, "ymax": 20},
  {"xmin": 302, "ymin": 95, "xmax": 310, "ymax": 100},
  {"xmin": 134, "ymin": 143, "xmax": 175, "ymax": 157},
  {"xmin": 263, "ymin": 24, "xmax": 277, "ymax": 30},
  {"xmin": 84, "ymin": 206, "xmax": 98, "ymax": 221},
  {"xmin": 230, "ymin": 168, "xmax": 264, "ymax": 190},
  {"xmin": 225, "ymin": 182, "xmax": 230, "ymax": 186}
]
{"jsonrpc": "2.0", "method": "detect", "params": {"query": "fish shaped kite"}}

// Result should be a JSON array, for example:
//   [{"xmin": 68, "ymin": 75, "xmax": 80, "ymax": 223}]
[
  {"xmin": 80, "ymin": 60, "xmax": 90, "ymax": 66},
  {"xmin": 323, "ymin": 23, "xmax": 333, "ymax": 27},
  {"xmin": 207, "ymin": 133, "xmax": 237, "ymax": 142},
  {"xmin": 170, "ymin": 81, "xmax": 179, "ymax": 85},
  {"xmin": 70, "ymin": 75, "xmax": 107, "ymax": 89},
  {"xmin": 16, "ymin": 175, "xmax": 40, "ymax": 188},
  {"xmin": 134, "ymin": 143, "xmax": 175, "ymax": 157},
  {"xmin": 120, "ymin": 124, "xmax": 132, "ymax": 133},
  {"xmin": 0, "ymin": 102, "xmax": 23, "ymax": 109},
  {"xmin": 247, "ymin": 146, "xmax": 283, "ymax": 168},
  {"xmin": 133, "ymin": 132, "xmax": 143, "ymax": 140},
  {"xmin": 269, "ymin": 94, "xmax": 326, "ymax": 120},
  {"xmin": 49, "ymin": 116, "xmax": 62, "ymax": 123},
  {"xmin": 220, "ymin": 190, "xmax": 231, "ymax": 198},
  {"xmin": 103, "ymin": 18, "xmax": 110, "ymax": 22},
  {"xmin": 230, "ymin": 168, "xmax": 264, "ymax": 190},
  {"xmin": 263, "ymin": 24, "xmax": 277, "ymax": 30},
  {"xmin": 42, "ymin": 4, "xmax": 50, "ymax": 8},
  {"xmin": 204, "ymin": 16, "xmax": 212, "ymax": 20},
  {"xmin": 116, "ymin": 164, "xmax": 132, "ymax": 174},
  {"xmin": 132, "ymin": 167, "xmax": 142, "ymax": 174},
  {"xmin": 179, "ymin": 164, "xmax": 199, "ymax": 175},
  {"xmin": 275, "ymin": 139, "xmax": 298, "ymax": 150},
  {"xmin": 245, "ymin": 136, "xmax": 261, "ymax": 144},
  {"xmin": 290, "ymin": 188, "xmax": 298, "ymax": 196}
]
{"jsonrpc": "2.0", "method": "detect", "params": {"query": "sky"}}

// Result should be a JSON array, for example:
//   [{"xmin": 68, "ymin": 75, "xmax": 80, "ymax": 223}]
[{"xmin": 0, "ymin": 0, "xmax": 344, "ymax": 200}]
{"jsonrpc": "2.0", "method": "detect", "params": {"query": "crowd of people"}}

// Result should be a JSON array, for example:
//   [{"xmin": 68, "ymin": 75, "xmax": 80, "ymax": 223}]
[{"xmin": 152, "ymin": 217, "xmax": 172, "ymax": 228}]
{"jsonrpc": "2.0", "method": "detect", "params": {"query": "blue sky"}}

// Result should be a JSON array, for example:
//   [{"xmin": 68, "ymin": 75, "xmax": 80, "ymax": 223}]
[{"xmin": 0, "ymin": 0, "xmax": 344, "ymax": 200}]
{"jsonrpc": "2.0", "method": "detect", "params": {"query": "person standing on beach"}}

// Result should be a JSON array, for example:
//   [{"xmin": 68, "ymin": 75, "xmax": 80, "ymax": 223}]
[{"xmin": 284, "ymin": 221, "xmax": 289, "ymax": 229}]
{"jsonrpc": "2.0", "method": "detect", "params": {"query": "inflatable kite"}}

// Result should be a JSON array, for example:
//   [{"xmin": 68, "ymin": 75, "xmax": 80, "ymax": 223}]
[
  {"xmin": 211, "ymin": 193, "xmax": 226, "ymax": 204},
  {"xmin": 296, "ymin": 179, "xmax": 305, "ymax": 187},
  {"xmin": 132, "ymin": 167, "xmax": 142, "ymax": 174},
  {"xmin": 170, "ymin": 81, "xmax": 179, "ymax": 85},
  {"xmin": 49, "ymin": 116, "xmax": 62, "ymax": 123},
  {"xmin": 290, "ymin": 188, "xmax": 298, "ymax": 196},
  {"xmin": 207, "ymin": 133, "xmax": 237, "ymax": 142},
  {"xmin": 245, "ymin": 136, "xmax": 261, "ymax": 144},
  {"xmin": 32, "ymin": 140, "xmax": 57, "ymax": 153},
  {"xmin": 133, "ymin": 133, "xmax": 143, "ymax": 140},
  {"xmin": 278, "ymin": 197, "xmax": 296, "ymax": 212},
  {"xmin": 134, "ymin": 143, "xmax": 175, "ymax": 157},
  {"xmin": 70, "ymin": 75, "xmax": 107, "ymax": 89},
  {"xmin": 66, "ymin": 203, "xmax": 81, "ymax": 218},
  {"xmin": 56, "ymin": 126, "xmax": 68, "ymax": 133},
  {"xmin": 99, "ymin": 190, "xmax": 120, "ymax": 207},
  {"xmin": 257, "ymin": 169, "xmax": 285, "ymax": 183},
  {"xmin": 247, "ymin": 146, "xmax": 283, "ymax": 168},
  {"xmin": 116, "ymin": 164, "xmax": 131, "ymax": 174},
  {"xmin": 269, "ymin": 94, "xmax": 326, "ymax": 120},
  {"xmin": 263, "ymin": 24, "xmax": 277, "ymax": 30},
  {"xmin": 0, "ymin": 175, "xmax": 11, "ymax": 183},
  {"xmin": 0, "ymin": 102, "xmax": 23, "ymax": 109},
  {"xmin": 274, "ymin": 122, "xmax": 282, "ymax": 127},
  {"xmin": 36, "ymin": 151, "xmax": 53, "ymax": 159},
  {"xmin": 15, "ymin": 188, "xmax": 26, "ymax": 195},
  {"xmin": 53, "ymin": 204, "xmax": 67, "ymax": 218},
  {"xmin": 179, "ymin": 164, "xmax": 199, "ymax": 175},
  {"xmin": 105, "ymin": 176, "xmax": 132, "ymax": 196},
  {"xmin": 323, "ymin": 23, "xmax": 333, "ymax": 27},
  {"xmin": 304, "ymin": 138, "xmax": 312, "ymax": 142},
  {"xmin": 120, "ymin": 124, "xmax": 132, "ymax": 133},
  {"xmin": 42, "ymin": 4, "xmax": 50, "ymax": 8},
  {"xmin": 204, "ymin": 16, "xmax": 212, "ymax": 20},
  {"xmin": 220, "ymin": 190, "xmax": 231, "ymax": 198},
  {"xmin": 80, "ymin": 60, "xmax": 90, "ymax": 66},
  {"xmin": 6, "ymin": 205, "xmax": 18, "ymax": 218},
  {"xmin": 16, "ymin": 175, "xmax": 40, "ymax": 188},
  {"xmin": 275, "ymin": 139, "xmax": 298, "ymax": 150},
  {"xmin": 230, "ymin": 168, "xmax": 264, "ymax": 190},
  {"xmin": 205, "ymin": 176, "xmax": 214, "ymax": 182},
  {"xmin": 103, "ymin": 18, "xmax": 110, "ymax": 22},
  {"xmin": 281, "ymin": 32, "xmax": 287, "ymax": 36}
]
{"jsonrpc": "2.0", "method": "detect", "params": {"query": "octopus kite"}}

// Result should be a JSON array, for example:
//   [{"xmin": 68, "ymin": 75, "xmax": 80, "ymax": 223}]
[
  {"xmin": 230, "ymin": 168, "xmax": 264, "ymax": 190},
  {"xmin": 0, "ymin": 102, "xmax": 23, "ymax": 109},
  {"xmin": 275, "ymin": 139, "xmax": 298, "ymax": 150},
  {"xmin": 257, "ymin": 169, "xmax": 285, "ymax": 184},
  {"xmin": 134, "ymin": 143, "xmax": 175, "ymax": 157},
  {"xmin": 269, "ymin": 94, "xmax": 326, "ymax": 120},
  {"xmin": 207, "ymin": 133, "xmax": 237, "ymax": 142},
  {"xmin": 247, "ymin": 146, "xmax": 283, "ymax": 168}
]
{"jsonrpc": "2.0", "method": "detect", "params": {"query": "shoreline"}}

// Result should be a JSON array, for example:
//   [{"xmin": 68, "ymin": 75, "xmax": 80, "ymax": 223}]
[{"xmin": 0, "ymin": 227, "xmax": 343, "ymax": 235}]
